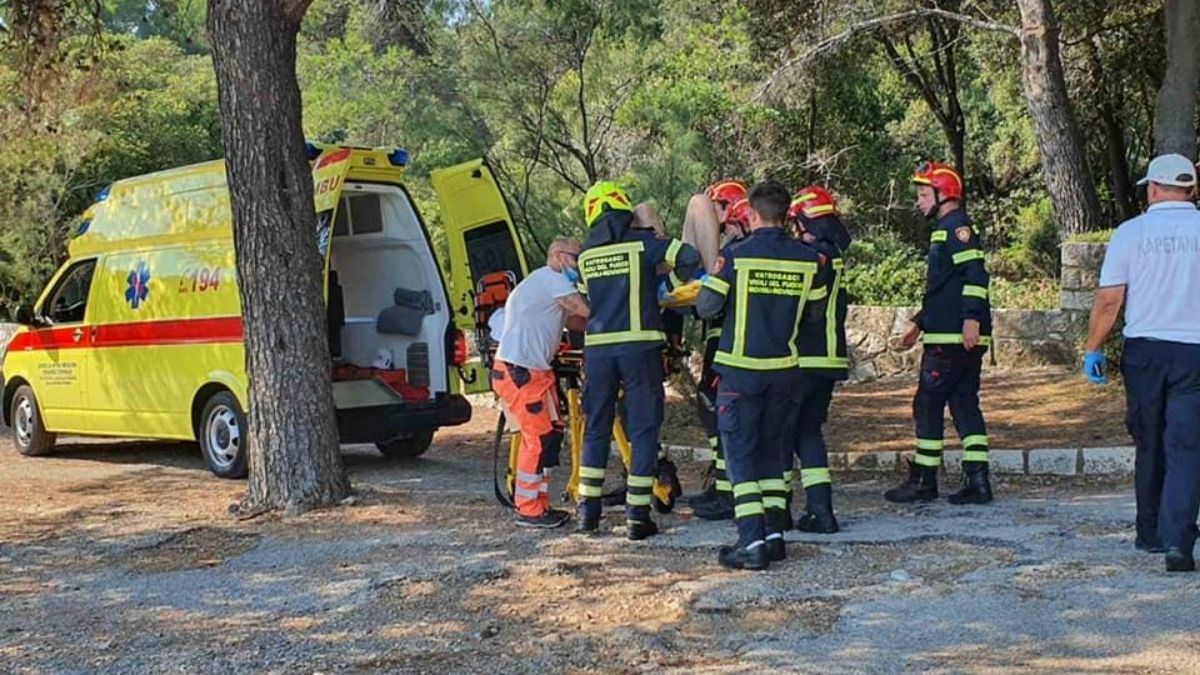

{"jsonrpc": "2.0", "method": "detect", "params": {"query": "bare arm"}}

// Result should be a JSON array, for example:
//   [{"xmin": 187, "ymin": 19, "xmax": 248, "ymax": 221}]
[
  {"xmin": 557, "ymin": 292, "xmax": 590, "ymax": 319},
  {"xmin": 1084, "ymin": 285, "xmax": 1126, "ymax": 352}
]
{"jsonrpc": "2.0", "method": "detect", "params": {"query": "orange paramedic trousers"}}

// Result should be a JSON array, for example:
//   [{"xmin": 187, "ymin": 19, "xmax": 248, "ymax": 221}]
[{"xmin": 491, "ymin": 361, "xmax": 562, "ymax": 517}]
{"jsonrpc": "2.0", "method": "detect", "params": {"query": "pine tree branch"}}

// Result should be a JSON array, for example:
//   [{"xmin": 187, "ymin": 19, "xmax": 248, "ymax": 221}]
[{"xmin": 752, "ymin": 7, "xmax": 1017, "ymax": 103}]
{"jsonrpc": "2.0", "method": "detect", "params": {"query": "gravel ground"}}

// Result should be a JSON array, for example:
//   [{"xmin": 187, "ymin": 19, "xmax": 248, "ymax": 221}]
[{"xmin": 0, "ymin": 417, "xmax": 1196, "ymax": 674}]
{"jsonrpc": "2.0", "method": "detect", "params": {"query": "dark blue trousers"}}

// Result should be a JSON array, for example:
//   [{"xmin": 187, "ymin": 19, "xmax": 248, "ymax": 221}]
[
  {"xmin": 582, "ymin": 348, "xmax": 664, "ymax": 521},
  {"xmin": 793, "ymin": 375, "xmax": 836, "ymax": 491},
  {"xmin": 1122, "ymin": 338, "xmax": 1200, "ymax": 552},
  {"xmin": 718, "ymin": 371, "xmax": 802, "ymax": 546},
  {"xmin": 913, "ymin": 345, "xmax": 989, "ymax": 467}
]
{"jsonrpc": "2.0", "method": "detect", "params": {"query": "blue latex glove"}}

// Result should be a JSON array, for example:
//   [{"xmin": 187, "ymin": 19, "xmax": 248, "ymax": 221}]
[
  {"xmin": 1083, "ymin": 351, "xmax": 1108, "ymax": 384},
  {"xmin": 657, "ymin": 280, "xmax": 670, "ymax": 303}
]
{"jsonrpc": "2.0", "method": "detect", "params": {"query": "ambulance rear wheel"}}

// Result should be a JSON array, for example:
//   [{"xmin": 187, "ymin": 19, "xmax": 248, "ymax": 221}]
[
  {"xmin": 376, "ymin": 429, "xmax": 435, "ymax": 460},
  {"xmin": 199, "ymin": 391, "xmax": 248, "ymax": 479},
  {"xmin": 11, "ymin": 385, "xmax": 56, "ymax": 457}
]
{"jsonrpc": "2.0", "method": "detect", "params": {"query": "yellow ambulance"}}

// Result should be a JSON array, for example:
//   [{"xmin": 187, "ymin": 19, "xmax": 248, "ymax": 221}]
[{"xmin": 1, "ymin": 145, "xmax": 529, "ymax": 477}]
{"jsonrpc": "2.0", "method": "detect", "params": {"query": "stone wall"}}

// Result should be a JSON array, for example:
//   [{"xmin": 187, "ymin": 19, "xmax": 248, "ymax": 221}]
[
  {"xmin": 847, "ymin": 241, "xmax": 1107, "ymax": 382},
  {"xmin": 1059, "ymin": 242, "xmax": 1107, "ymax": 312},
  {"xmin": 846, "ymin": 306, "xmax": 1086, "ymax": 381}
]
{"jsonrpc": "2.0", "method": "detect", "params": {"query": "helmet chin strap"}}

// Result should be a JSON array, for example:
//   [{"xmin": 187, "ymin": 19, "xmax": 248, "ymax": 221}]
[{"xmin": 923, "ymin": 190, "xmax": 944, "ymax": 219}]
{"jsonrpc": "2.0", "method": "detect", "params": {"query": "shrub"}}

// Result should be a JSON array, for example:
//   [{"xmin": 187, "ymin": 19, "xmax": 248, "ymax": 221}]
[
  {"xmin": 989, "ymin": 277, "xmax": 1058, "ymax": 310},
  {"xmin": 1070, "ymin": 229, "xmax": 1116, "ymax": 244},
  {"xmin": 842, "ymin": 234, "xmax": 925, "ymax": 306}
]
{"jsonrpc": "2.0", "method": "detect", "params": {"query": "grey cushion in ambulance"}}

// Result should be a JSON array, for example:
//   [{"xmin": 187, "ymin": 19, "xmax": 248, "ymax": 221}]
[{"xmin": 376, "ymin": 287, "xmax": 434, "ymax": 336}]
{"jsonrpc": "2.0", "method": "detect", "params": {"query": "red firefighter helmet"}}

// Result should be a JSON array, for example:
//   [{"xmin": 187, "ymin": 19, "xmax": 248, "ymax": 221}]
[
  {"xmin": 706, "ymin": 180, "xmax": 748, "ymax": 210},
  {"xmin": 724, "ymin": 197, "xmax": 751, "ymax": 232},
  {"xmin": 789, "ymin": 186, "xmax": 839, "ymax": 222},
  {"xmin": 911, "ymin": 161, "xmax": 963, "ymax": 201}
]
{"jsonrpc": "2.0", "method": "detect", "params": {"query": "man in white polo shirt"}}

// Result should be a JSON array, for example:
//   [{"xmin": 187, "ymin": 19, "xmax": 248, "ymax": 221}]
[
  {"xmin": 491, "ymin": 237, "xmax": 590, "ymax": 529},
  {"xmin": 1084, "ymin": 153, "xmax": 1200, "ymax": 573}
]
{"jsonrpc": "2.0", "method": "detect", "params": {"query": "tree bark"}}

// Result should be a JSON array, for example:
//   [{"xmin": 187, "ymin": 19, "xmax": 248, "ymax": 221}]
[
  {"xmin": 1084, "ymin": 37, "xmax": 1138, "ymax": 222},
  {"xmin": 1015, "ymin": 0, "xmax": 1103, "ymax": 239},
  {"xmin": 1154, "ymin": 0, "xmax": 1200, "ymax": 160},
  {"xmin": 207, "ymin": 0, "xmax": 350, "ymax": 514}
]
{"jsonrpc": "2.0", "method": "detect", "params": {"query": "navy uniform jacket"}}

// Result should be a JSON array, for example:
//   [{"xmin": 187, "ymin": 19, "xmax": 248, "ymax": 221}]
[
  {"xmin": 914, "ymin": 209, "xmax": 992, "ymax": 345},
  {"xmin": 695, "ymin": 227, "xmax": 821, "ymax": 384},
  {"xmin": 796, "ymin": 215, "xmax": 851, "ymax": 379},
  {"xmin": 579, "ymin": 211, "xmax": 700, "ymax": 357}
]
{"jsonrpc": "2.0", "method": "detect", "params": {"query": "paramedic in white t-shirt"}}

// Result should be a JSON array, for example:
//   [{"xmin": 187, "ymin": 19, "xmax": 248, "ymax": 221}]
[
  {"xmin": 490, "ymin": 237, "xmax": 589, "ymax": 528},
  {"xmin": 1084, "ymin": 153, "xmax": 1200, "ymax": 573}
]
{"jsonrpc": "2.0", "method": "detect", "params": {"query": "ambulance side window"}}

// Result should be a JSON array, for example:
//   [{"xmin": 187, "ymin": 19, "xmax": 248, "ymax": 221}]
[{"xmin": 42, "ymin": 259, "xmax": 97, "ymax": 325}]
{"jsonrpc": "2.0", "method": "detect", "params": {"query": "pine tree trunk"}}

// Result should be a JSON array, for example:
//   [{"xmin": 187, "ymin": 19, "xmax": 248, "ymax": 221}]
[
  {"xmin": 1154, "ymin": 0, "xmax": 1200, "ymax": 160},
  {"xmin": 207, "ymin": 0, "xmax": 350, "ymax": 514},
  {"xmin": 1015, "ymin": 0, "xmax": 1103, "ymax": 239}
]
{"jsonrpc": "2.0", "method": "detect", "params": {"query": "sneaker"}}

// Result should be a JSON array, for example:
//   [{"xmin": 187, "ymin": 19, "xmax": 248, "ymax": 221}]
[{"xmin": 516, "ymin": 509, "xmax": 571, "ymax": 529}]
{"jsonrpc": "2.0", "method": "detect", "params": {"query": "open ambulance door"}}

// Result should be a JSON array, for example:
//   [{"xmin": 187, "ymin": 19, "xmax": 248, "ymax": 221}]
[
  {"xmin": 431, "ymin": 159, "xmax": 530, "ymax": 394},
  {"xmin": 312, "ymin": 147, "xmax": 354, "ymax": 297},
  {"xmin": 312, "ymin": 148, "xmax": 397, "ymax": 417}
]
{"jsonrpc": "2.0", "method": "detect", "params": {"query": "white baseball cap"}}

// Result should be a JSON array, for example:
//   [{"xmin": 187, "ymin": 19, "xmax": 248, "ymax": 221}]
[{"xmin": 1137, "ymin": 153, "xmax": 1197, "ymax": 187}]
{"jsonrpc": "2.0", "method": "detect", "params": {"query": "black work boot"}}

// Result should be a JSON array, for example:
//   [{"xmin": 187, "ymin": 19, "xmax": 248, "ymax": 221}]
[
  {"xmin": 626, "ymin": 518, "xmax": 659, "ymax": 541},
  {"xmin": 884, "ymin": 460, "xmax": 938, "ymax": 503},
  {"xmin": 574, "ymin": 498, "xmax": 601, "ymax": 535},
  {"xmin": 947, "ymin": 462, "xmax": 993, "ymax": 505},
  {"xmin": 764, "ymin": 536, "xmax": 786, "ymax": 562},
  {"xmin": 1165, "ymin": 547, "xmax": 1196, "ymax": 573},
  {"xmin": 718, "ymin": 543, "xmax": 770, "ymax": 571},
  {"xmin": 797, "ymin": 484, "xmax": 840, "ymax": 534},
  {"xmin": 764, "ymin": 509, "xmax": 789, "ymax": 561},
  {"xmin": 694, "ymin": 491, "xmax": 735, "ymax": 521}
]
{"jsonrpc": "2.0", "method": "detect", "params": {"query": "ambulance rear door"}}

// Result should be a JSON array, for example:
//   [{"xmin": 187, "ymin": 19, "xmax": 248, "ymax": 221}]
[{"xmin": 430, "ymin": 159, "xmax": 530, "ymax": 393}]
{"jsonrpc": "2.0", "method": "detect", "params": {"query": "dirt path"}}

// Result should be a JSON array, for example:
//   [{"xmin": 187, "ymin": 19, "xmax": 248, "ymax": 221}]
[
  {"xmin": 663, "ymin": 366, "xmax": 1129, "ymax": 452},
  {"xmin": 1, "ymin": 417, "xmax": 1196, "ymax": 674}
]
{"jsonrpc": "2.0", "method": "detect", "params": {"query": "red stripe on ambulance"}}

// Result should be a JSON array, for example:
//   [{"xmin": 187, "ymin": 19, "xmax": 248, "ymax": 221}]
[{"xmin": 7, "ymin": 317, "xmax": 244, "ymax": 351}]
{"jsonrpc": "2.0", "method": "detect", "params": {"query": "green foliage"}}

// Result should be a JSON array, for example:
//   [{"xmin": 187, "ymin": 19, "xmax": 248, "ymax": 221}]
[
  {"xmin": 1070, "ymin": 229, "xmax": 1116, "ymax": 243},
  {"xmin": 989, "ymin": 196, "xmax": 1059, "ymax": 281},
  {"xmin": 0, "ymin": 0, "xmax": 1167, "ymax": 309},
  {"xmin": 990, "ymin": 277, "xmax": 1058, "ymax": 310},
  {"xmin": 841, "ymin": 234, "xmax": 925, "ymax": 306},
  {"xmin": 0, "ymin": 35, "xmax": 222, "ymax": 308}
]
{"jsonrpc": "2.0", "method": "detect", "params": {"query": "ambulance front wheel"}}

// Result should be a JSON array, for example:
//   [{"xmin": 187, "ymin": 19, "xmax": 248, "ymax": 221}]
[
  {"xmin": 199, "ymin": 391, "xmax": 249, "ymax": 479},
  {"xmin": 11, "ymin": 385, "xmax": 56, "ymax": 457},
  {"xmin": 376, "ymin": 429, "xmax": 435, "ymax": 460}
]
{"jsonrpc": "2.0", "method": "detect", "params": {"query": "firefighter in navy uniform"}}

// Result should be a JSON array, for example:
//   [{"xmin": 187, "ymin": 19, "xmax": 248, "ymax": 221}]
[
  {"xmin": 692, "ymin": 194, "xmax": 756, "ymax": 522},
  {"xmin": 788, "ymin": 186, "xmax": 852, "ymax": 533},
  {"xmin": 696, "ymin": 181, "xmax": 822, "ymax": 570},
  {"xmin": 886, "ymin": 162, "xmax": 994, "ymax": 505},
  {"xmin": 576, "ymin": 181, "xmax": 701, "ymax": 539},
  {"xmin": 687, "ymin": 181, "xmax": 749, "ymax": 515}
]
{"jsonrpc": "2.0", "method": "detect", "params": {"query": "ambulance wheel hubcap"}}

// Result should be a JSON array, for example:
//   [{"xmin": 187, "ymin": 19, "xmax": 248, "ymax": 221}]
[
  {"xmin": 14, "ymin": 398, "xmax": 33, "ymax": 446},
  {"xmin": 206, "ymin": 406, "xmax": 240, "ymax": 468}
]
